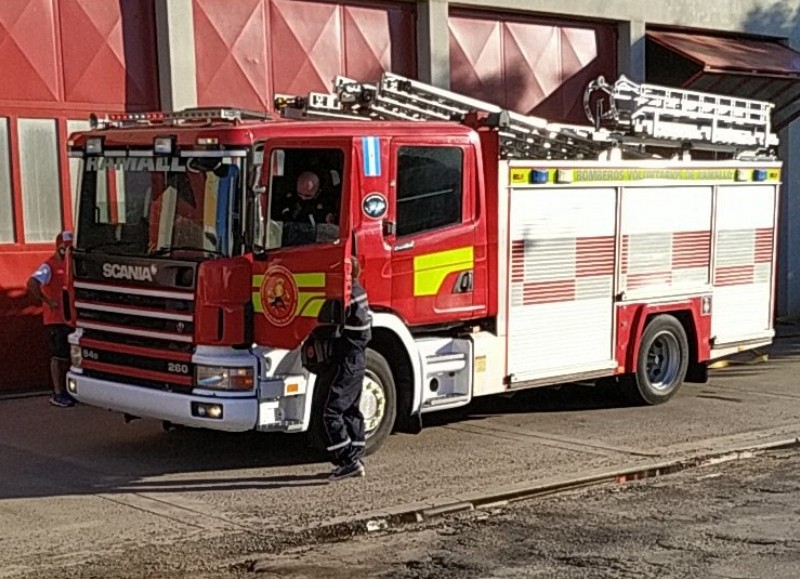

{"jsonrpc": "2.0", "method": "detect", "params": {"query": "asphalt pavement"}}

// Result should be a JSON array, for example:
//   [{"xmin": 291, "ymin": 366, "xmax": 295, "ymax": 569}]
[{"xmin": 2, "ymin": 338, "xmax": 800, "ymax": 578}]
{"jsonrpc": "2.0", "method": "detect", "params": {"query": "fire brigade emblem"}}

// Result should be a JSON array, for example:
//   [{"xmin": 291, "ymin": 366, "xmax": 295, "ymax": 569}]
[
  {"xmin": 363, "ymin": 193, "xmax": 387, "ymax": 218},
  {"xmin": 259, "ymin": 266, "xmax": 298, "ymax": 327}
]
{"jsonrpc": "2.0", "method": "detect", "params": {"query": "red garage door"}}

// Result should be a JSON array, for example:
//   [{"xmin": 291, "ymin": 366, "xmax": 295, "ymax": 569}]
[
  {"xmin": 193, "ymin": 0, "xmax": 417, "ymax": 111},
  {"xmin": 0, "ymin": 0, "xmax": 158, "ymax": 394},
  {"xmin": 449, "ymin": 10, "xmax": 617, "ymax": 124}
]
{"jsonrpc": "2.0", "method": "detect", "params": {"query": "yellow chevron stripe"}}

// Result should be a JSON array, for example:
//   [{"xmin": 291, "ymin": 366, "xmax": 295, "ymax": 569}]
[
  {"xmin": 252, "ymin": 293, "xmax": 264, "ymax": 313},
  {"xmin": 252, "ymin": 272, "xmax": 327, "ymax": 315},
  {"xmin": 413, "ymin": 246, "xmax": 474, "ymax": 297},
  {"xmin": 294, "ymin": 272, "xmax": 326, "ymax": 288},
  {"xmin": 297, "ymin": 292, "xmax": 326, "ymax": 318}
]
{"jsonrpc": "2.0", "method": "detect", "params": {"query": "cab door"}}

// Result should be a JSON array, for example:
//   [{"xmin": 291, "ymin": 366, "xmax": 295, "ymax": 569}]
[
  {"xmin": 386, "ymin": 140, "xmax": 485, "ymax": 326},
  {"xmin": 251, "ymin": 142, "xmax": 352, "ymax": 350}
]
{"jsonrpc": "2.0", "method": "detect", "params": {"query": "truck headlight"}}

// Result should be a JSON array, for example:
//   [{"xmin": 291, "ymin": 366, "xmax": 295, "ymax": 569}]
[
  {"xmin": 70, "ymin": 345, "xmax": 82, "ymax": 368},
  {"xmin": 195, "ymin": 366, "xmax": 254, "ymax": 390}
]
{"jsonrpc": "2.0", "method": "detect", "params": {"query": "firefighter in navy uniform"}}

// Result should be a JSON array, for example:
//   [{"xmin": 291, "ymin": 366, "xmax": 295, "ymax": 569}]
[{"xmin": 324, "ymin": 258, "xmax": 372, "ymax": 481}]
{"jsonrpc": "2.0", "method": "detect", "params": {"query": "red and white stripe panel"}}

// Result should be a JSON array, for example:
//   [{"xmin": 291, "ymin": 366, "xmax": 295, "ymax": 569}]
[
  {"xmin": 712, "ymin": 185, "xmax": 777, "ymax": 342},
  {"xmin": 620, "ymin": 186, "xmax": 713, "ymax": 295},
  {"xmin": 713, "ymin": 228, "xmax": 773, "ymax": 286},
  {"xmin": 506, "ymin": 187, "xmax": 616, "ymax": 380}
]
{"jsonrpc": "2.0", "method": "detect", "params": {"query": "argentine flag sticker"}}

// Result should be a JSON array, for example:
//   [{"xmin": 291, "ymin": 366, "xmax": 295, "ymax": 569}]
[{"xmin": 362, "ymin": 136, "xmax": 381, "ymax": 177}]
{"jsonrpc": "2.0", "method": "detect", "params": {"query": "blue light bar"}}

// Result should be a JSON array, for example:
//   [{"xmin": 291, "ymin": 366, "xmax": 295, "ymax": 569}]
[{"xmin": 531, "ymin": 169, "xmax": 549, "ymax": 184}]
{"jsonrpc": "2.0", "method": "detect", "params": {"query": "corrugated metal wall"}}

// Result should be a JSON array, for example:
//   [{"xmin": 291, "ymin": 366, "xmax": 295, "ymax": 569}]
[
  {"xmin": 449, "ymin": 10, "xmax": 617, "ymax": 124},
  {"xmin": 0, "ymin": 0, "xmax": 158, "ymax": 393},
  {"xmin": 193, "ymin": 0, "xmax": 417, "ymax": 110}
]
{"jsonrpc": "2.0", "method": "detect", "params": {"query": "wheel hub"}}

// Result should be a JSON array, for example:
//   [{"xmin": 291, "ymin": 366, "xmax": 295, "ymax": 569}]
[
  {"xmin": 646, "ymin": 332, "xmax": 680, "ymax": 391},
  {"xmin": 360, "ymin": 373, "xmax": 386, "ymax": 436}
]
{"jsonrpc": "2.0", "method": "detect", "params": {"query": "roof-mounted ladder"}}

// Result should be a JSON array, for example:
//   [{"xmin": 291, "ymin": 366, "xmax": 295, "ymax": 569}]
[
  {"xmin": 584, "ymin": 75, "xmax": 778, "ymax": 150},
  {"xmin": 275, "ymin": 72, "xmax": 778, "ymax": 160}
]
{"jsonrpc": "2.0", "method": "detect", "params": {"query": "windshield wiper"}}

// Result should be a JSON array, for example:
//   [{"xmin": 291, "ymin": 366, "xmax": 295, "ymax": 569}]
[{"xmin": 149, "ymin": 245, "xmax": 226, "ymax": 257}]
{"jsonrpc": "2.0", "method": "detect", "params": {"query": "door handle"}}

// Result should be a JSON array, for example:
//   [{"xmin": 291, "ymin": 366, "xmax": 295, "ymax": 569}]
[{"xmin": 394, "ymin": 240, "xmax": 415, "ymax": 252}]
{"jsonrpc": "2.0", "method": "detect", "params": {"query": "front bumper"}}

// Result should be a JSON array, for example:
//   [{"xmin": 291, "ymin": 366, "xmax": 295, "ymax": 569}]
[{"xmin": 67, "ymin": 371, "xmax": 258, "ymax": 432}]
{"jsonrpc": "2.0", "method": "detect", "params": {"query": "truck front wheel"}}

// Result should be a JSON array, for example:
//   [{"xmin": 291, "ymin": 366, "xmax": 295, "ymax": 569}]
[
  {"xmin": 361, "ymin": 349, "xmax": 397, "ymax": 454},
  {"xmin": 622, "ymin": 314, "xmax": 689, "ymax": 405},
  {"xmin": 308, "ymin": 347, "xmax": 397, "ymax": 457}
]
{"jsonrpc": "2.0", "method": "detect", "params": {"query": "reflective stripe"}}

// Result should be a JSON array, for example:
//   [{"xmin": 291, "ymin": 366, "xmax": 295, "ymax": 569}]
[
  {"xmin": 252, "ymin": 271, "xmax": 327, "ymax": 316},
  {"xmin": 326, "ymin": 439, "xmax": 351, "ymax": 452},
  {"xmin": 413, "ymin": 246, "xmax": 474, "ymax": 297},
  {"xmin": 352, "ymin": 293, "xmax": 368, "ymax": 303},
  {"xmin": 351, "ymin": 441, "xmax": 365, "ymax": 447},
  {"xmin": 295, "ymin": 272, "xmax": 326, "ymax": 287},
  {"xmin": 510, "ymin": 167, "xmax": 783, "ymax": 184},
  {"xmin": 344, "ymin": 323, "xmax": 371, "ymax": 331}
]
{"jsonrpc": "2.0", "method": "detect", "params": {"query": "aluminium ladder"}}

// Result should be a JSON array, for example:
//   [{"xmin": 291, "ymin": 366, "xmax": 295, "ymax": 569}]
[
  {"xmin": 584, "ymin": 75, "xmax": 777, "ymax": 151},
  {"xmin": 275, "ymin": 72, "xmax": 778, "ymax": 160}
]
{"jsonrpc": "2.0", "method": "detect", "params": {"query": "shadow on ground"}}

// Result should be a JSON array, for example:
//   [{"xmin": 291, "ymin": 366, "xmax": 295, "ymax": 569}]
[{"xmin": 1, "ymin": 339, "xmax": 796, "ymax": 500}]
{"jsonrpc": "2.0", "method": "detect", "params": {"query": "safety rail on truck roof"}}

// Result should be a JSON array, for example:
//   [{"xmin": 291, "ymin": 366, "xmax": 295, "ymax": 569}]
[
  {"xmin": 584, "ymin": 75, "xmax": 778, "ymax": 151},
  {"xmin": 274, "ymin": 72, "xmax": 779, "ymax": 160},
  {"xmin": 87, "ymin": 107, "xmax": 271, "ymax": 130}
]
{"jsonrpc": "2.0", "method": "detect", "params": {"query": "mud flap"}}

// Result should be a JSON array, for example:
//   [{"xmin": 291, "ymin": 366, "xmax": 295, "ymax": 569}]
[
  {"xmin": 685, "ymin": 361, "xmax": 708, "ymax": 383},
  {"xmin": 397, "ymin": 410, "xmax": 423, "ymax": 435}
]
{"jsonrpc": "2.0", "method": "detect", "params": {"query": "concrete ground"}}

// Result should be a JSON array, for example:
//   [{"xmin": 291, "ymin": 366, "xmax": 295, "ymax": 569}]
[
  {"xmin": 255, "ymin": 448, "xmax": 800, "ymax": 579},
  {"xmin": 1, "ymin": 338, "xmax": 800, "ymax": 578}
]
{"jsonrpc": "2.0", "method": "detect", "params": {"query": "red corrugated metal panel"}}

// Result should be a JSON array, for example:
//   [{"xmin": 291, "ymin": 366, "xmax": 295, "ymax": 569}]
[
  {"xmin": 342, "ymin": 4, "xmax": 416, "ymax": 83},
  {"xmin": 0, "ymin": 0, "xmax": 158, "ymax": 111},
  {"xmin": 269, "ymin": 0, "xmax": 416, "ymax": 95},
  {"xmin": 270, "ymin": 0, "xmax": 342, "ymax": 94},
  {"xmin": 194, "ymin": 0, "xmax": 415, "ymax": 108},
  {"xmin": 0, "ymin": 1, "xmax": 158, "ymax": 393},
  {"xmin": 449, "ymin": 10, "xmax": 616, "ymax": 124},
  {"xmin": 0, "ymin": 250, "xmax": 52, "ymax": 392},
  {"xmin": 194, "ymin": 0, "xmax": 271, "ymax": 111},
  {"xmin": 60, "ymin": 0, "xmax": 159, "ymax": 110},
  {"xmin": 0, "ymin": 0, "xmax": 60, "ymax": 104}
]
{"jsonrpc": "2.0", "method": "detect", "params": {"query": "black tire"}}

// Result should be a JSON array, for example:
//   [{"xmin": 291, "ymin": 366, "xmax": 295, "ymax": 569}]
[
  {"xmin": 307, "ymin": 347, "xmax": 397, "ymax": 456},
  {"xmin": 621, "ymin": 314, "xmax": 689, "ymax": 406},
  {"xmin": 360, "ymin": 349, "xmax": 397, "ymax": 455}
]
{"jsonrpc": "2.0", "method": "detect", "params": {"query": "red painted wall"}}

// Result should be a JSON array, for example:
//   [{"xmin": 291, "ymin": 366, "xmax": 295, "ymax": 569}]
[
  {"xmin": 193, "ymin": 0, "xmax": 416, "ymax": 110},
  {"xmin": 0, "ymin": 0, "xmax": 158, "ymax": 393},
  {"xmin": 449, "ymin": 10, "xmax": 617, "ymax": 124}
]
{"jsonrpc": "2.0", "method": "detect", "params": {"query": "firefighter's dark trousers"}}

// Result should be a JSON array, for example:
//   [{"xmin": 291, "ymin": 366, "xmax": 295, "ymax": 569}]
[{"xmin": 322, "ymin": 348, "xmax": 366, "ymax": 466}]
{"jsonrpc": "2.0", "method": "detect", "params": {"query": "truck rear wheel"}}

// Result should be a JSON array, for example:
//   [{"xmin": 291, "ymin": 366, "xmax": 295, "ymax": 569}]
[
  {"xmin": 308, "ymin": 347, "xmax": 397, "ymax": 456},
  {"xmin": 622, "ymin": 314, "xmax": 689, "ymax": 406}
]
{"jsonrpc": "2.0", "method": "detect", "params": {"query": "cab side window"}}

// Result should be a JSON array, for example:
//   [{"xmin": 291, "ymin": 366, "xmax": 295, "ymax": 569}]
[
  {"xmin": 396, "ymin": 147, "xmax": 463, "ymax": 237},
  {"xmin": 263, "ymin": 148, "xmax": 344, "ymax": 249}
]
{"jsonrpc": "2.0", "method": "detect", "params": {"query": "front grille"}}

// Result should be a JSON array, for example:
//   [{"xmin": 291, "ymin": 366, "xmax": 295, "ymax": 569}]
[
  {"xmin": 75, "ymin": 287, "xmax": 194, "ymax": 313},
  {"xmin": 82, "ymin": 329, "xmax": 193, "ymax": 353},
  {"xmin": 80, "ymin": 345, "xmax": 193, "ymax": 378},
  {"xmin": 75, "ymin": 279, "xmax": 196, "ymax": 390},
  {"xmin": 78, "ymin": 308, "xmax": 195, "ymax": 335}
]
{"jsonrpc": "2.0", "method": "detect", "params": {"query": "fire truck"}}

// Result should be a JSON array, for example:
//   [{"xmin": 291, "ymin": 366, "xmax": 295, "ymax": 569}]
[{"xmin": 65, "ymin": 73, "xmax": 781, "ymax": 454}]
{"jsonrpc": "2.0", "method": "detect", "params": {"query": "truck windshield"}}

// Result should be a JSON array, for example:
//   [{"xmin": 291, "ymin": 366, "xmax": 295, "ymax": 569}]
[{"xmin": 75, "ymin": 156, "xmax": 242, "ymax": 258}]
